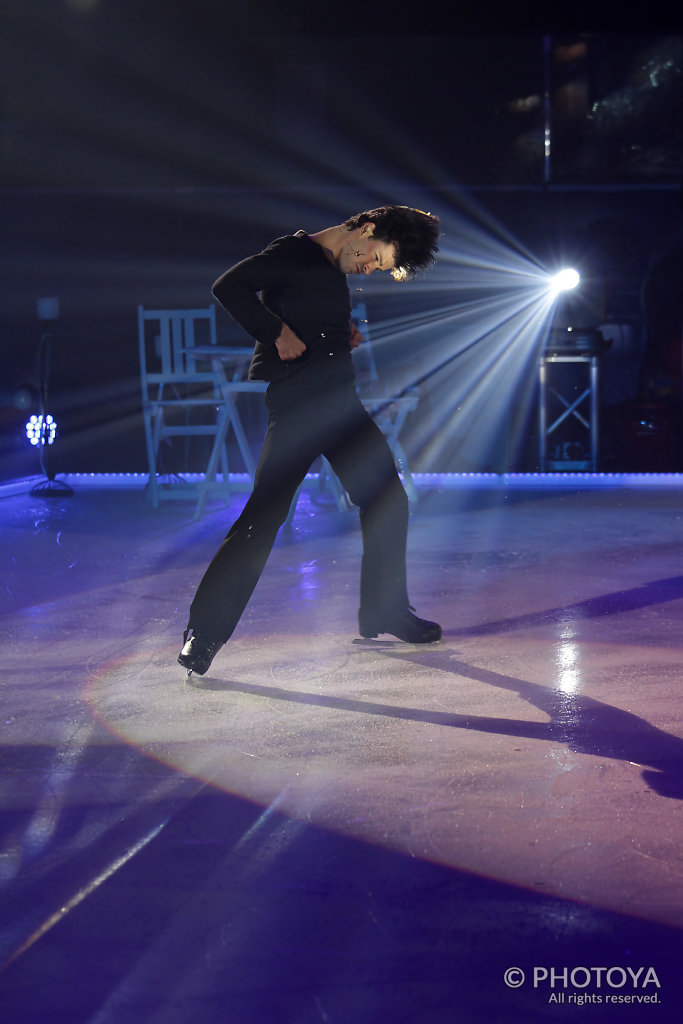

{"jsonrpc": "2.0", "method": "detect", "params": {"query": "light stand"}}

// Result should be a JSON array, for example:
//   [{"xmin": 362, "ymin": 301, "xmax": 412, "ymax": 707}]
[
  {"xmin": 538, "ymin": 269, "xmax": 610, "ymax": 472},
  {"xmin": 30, "ymin": 298, "xmax": 73, "ymax": 498}
]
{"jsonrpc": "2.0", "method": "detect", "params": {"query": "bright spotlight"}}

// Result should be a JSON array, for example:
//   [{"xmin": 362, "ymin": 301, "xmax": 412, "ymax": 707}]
[
  {"xmin": 549, "ymin": 268, "xmax": 580, "ymax": 295},
  {"xmin": 26, "ymin": 413, "xmax": 57, "ymax": 447}
]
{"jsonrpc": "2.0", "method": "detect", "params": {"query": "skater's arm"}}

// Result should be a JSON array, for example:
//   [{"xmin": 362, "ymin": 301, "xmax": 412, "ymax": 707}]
[{"xmin": 212, "ymin": 251, "xmax": 285, "ymax": 347}]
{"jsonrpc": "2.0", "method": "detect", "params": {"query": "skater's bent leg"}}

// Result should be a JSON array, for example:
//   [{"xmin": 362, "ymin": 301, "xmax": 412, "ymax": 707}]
[
  {"xmin": 187, "ymin": 397, "xmax": 319, "ymax": 642},
  {"xmin": 187, "ymin": 489, "xmax": 293, "ymax": 642}
]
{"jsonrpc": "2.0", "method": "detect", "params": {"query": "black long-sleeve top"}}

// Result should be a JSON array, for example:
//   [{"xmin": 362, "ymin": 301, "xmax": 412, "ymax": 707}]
[{"xmin": 212, "ymin": 230, "xmax": 354, "ymax": 385}]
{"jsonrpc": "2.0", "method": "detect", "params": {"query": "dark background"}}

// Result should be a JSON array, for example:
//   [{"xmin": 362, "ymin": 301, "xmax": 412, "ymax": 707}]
[{"xmin": 2, "ymin": 0, "xmax": 683, "ymax": 479}]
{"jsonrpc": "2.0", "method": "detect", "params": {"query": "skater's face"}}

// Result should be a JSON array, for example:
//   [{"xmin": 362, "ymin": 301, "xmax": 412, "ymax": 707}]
[{"xmin": 337, "ymin": 223, "xmax": 397, "ymax": 278}]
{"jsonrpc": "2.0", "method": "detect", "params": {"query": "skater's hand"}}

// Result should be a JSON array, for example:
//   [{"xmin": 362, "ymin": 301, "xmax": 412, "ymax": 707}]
[
  {"xmin": 349, "ymin": 324, "xmax": 363, "ymax": 349},
  {"xmin": 275, "ymin": 324, "xmax": 306, "ymax": 361}
]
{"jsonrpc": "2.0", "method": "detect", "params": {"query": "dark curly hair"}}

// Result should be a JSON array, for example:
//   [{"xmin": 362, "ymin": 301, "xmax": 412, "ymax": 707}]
[{"xmin": 343, "ymin": 205, "xmax": 440, "ymax": 281}]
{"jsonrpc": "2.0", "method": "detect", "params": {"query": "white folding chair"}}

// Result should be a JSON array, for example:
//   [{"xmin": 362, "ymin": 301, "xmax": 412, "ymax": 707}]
[{"xmin": 138, "ymin": 305, "xmax": 232, "ymax": 516}]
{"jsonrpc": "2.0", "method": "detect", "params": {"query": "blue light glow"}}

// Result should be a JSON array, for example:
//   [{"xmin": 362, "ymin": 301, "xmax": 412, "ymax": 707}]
[
  {"xmin": 26, "ymin": 414, "xmax": 57, "ymax": 447},
  {"xmin": 4, "ymin": 472, "xmax": 681, "ymax": 493}
]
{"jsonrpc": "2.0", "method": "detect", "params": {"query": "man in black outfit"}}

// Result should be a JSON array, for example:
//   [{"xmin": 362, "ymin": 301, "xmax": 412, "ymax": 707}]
[{"xmin": 178, "ymin": 205, "xmax": 441, "ymax": 676}]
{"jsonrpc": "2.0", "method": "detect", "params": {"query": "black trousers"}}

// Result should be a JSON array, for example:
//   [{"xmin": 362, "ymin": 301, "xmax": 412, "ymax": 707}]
[{"xmin": 187, "ymin": 376, "xmax": 409, "ymax": 643}]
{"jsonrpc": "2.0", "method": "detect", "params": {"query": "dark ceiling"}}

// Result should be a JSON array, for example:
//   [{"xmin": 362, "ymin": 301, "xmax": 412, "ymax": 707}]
[{"xmin": 1, "ymin": 1, "xmax": 682, "ymax": 188}]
